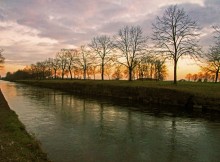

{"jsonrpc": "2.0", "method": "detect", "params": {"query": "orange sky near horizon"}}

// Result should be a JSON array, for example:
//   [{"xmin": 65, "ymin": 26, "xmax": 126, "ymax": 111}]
[
  {"xmin": 1, "ymin": 0, "xmax": 218, "ymax": 80},
  {"xmin": 0, "ymin": 58, "xmax": 201, "ymax": 81}
]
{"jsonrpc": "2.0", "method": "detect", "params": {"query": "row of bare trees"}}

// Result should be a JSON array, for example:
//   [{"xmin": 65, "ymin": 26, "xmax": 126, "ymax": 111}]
[
  {"xmin": 201, "ymin": 26, "xmax": 220, "ymax": 83},
  {"xmin": 3, "ymin": 5, "xmax": 220, "ymax": 83},
  {"xmin": 185, "ymin": 72, "xmax": 220, "ymax": 82},
  {"xmin": 5, "ymin": 43, "xmax": 167, "ymax": 81}
]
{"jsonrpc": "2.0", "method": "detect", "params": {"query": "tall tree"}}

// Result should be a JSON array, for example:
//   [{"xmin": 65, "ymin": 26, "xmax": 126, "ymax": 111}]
[
  {"xmin": 0, "ymin": 49, "xmax": 5, "ymax": 70},
  {"xmin": 115, "ymin": 26, "xmax": 147, "ymax": 81},
  {"xmin": 152, "ymin": 5, "xmax": 201, "ymax": 84},
  {"xmin": 90, "ymin": 35, "xmax": 114, "ymax": 80}
]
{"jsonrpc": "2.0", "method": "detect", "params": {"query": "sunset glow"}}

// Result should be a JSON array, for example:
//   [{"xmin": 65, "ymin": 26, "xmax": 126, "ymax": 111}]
[{"xmin": 0, "ymin": 0, "xmax": 219, "ymax": 79}]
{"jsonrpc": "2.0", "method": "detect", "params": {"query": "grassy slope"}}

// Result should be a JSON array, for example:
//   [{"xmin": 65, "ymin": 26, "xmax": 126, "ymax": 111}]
[
  {"xmin": 0, "ymin": 90, "xmax": 49, "ymax": 162},
  {"xmin": 16, "ymin": 80, "xmax": 220, "ymax": 111},
  {"xmin": 25, "ymin": 79, "xmax": 220, "ymax": 99}
]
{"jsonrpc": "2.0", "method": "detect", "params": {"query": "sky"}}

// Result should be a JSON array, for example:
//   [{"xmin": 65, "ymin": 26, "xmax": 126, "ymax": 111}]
[{"xmin": 0, "ymin": 0, "xmax": 220, "ymax": 79}]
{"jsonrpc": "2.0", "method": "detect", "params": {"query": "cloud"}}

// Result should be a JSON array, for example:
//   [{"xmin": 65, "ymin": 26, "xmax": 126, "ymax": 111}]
[{"xmin": 0, "ymin": 0, "xmax": 219, "ymax": 76}]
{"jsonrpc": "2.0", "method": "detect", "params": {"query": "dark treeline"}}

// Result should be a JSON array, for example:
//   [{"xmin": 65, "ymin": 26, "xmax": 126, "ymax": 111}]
[
  {"xmin": 3, "ymin": 5, "xmax": 220, "ymax": 83},
  {"xmin": 5, "ymin": 49, "xmax": 167, "ymax": 81}
]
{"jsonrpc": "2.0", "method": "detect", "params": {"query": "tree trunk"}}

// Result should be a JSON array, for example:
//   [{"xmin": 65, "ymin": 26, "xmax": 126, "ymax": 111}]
[
  {"xmin": 83, "ymin": 68, "xmax": 86, "ymax": 80},
  {"xmin": 174, "ymin": 60, "xmax": 177, "ymax": 84},
  {"xmin": 215, "ymin": 68, "xmax": 219, "ymax": 83},
  {"xmin": 69, "ymin": 69, "xmax": 72, "ymax": 80},
  {"xmin": 54, "ymin": 70, "xmax": 57, "ymax": 79},
  {"xmin": 101, "ymin": 62, "xmax": 104, "ymax": 80},
  {"xmin": 62, "ymin": 69, "xmax": 64, "ymax": 79},
  {"xmin": 128, "ymin": 67, "xmax": 132, "ymax": 81}
]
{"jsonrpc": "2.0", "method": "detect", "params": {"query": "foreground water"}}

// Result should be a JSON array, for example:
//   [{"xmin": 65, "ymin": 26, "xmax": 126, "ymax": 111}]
[{"xmin": 1, "ymin": 81, "xmax": 220, "ymax": 162}]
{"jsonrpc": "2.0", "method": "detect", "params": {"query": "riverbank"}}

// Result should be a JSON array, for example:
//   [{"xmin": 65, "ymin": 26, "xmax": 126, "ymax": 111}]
[
  {"xmin": 16, "ymin": 80, "xmax": 220, "ymax": 112},
  {"xmin": 0, "ymin": 89, "xmax": 49, "ymax": 162}
]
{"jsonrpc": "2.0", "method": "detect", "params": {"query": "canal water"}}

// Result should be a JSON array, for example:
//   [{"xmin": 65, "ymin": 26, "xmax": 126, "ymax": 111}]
[{"xmin": 1, "ymin": 81, "xmax": 220, "ymax": 162}]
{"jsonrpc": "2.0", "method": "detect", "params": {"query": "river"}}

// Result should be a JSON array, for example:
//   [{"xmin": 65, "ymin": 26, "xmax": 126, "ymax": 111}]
[{"xmin": 1, "ymin": 81, "xmax": 220, "ymax": 162}]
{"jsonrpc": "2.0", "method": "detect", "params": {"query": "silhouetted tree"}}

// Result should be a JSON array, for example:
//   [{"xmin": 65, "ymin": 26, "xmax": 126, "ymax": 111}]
[
  {"xmin": 115, "ymin": 26, "xmax": 147, "ymax": 81},
  {"xmin": 57, "ymin": 49, "xmax": 69, "ymax": 79},
  {"xmin": 112, "ymin": 64, "xmax": 123, "ymax": 80},
  {"xmin": 185, "ymin": 73, "xmax": 192, "ymax": 81},
  {"xmin": 192, "ymin": 73, "xmax": 198, "ymax": 82},
  {"xmin": 66, "ymin": 49, "xmax": 78, "ymax": 79},
  {"xmin": 154, "ymin": 59, "xmax": 167, "ymax": 80},
  {"xmin": 90, "ymin": 35, "xmax": 114, "ymax": 80},
  {"xmin": 202, "ymin": 39, "xmax": 220, "ymax": 83},
  {"xmin": 51, "ymin": 58, "xmax": 60, "ymax": 79},
  {"xmin": 0, "ymin": 49, "xmax": 5, "ymax": 70},
  {"xmin": 76, "ymin": 46, "xmax": 93, "ymax": 79},
  {"xmin": 152, "ymin": 5, "xmax": 201, "ymax": 84}
]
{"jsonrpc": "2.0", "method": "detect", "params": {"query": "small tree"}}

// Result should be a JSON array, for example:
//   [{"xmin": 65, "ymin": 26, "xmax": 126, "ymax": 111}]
[
  {"xmin": 90, "ymin": 35, "xmax": 114, "ymax": 80},
  {"xmin": 76, "ymin": 46, "xmax": 93, "ymax": 80},
  {"xmin": 152, "ymin": 5, "xmax": 201, "ymax": 84},
  {"xmin": 154, "ymin": 59, "xmax": 167, "ymax": 80},
  {"xmin": 185, "ymin": 73, "xmax": 192, "ymax": 81},
  {"xmin": 57, "ymin": 49, "xmax": 69, "ymax": 79},
  {"xmin": 115, "ymin": 26, "xmax": 147, "ymax": 81},
  {"xmin": 203, "ymin": 40, "xmax": 220, "ymax": 83},
  {"xmin": 66, "ymin": 49, "xmax": 78, "ymax": 80},
  {"xmin": 0, "ymin": 49, "xmax": 5, "ymax": 70},
  {"xmin": 51, "ymin": 58, "xmax": 60, "ymax": 79}
]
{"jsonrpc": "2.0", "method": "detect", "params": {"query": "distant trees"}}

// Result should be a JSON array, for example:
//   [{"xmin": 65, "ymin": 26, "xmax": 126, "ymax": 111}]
[
  {"xmin": 185, "ymin": 73, "xmax": 192, "ymax": 81},
  {"xmin": 202, "ymin": 36, "xmax": 220, "ymax": 83},
  {"xmin": 0, "ymin": 49, "xmax": 5, "ymax": 70},
  {"xmin": 136, "ymin": 55, "xmax": 167, "ymax": 80},
  {"xmin": 152, "ymin": 5, "xmax": 201, "ymax": 84},
  {"xmin": 185, "ymin": 71, "xmax": 218, "ymax": 82},
  {"xmin": 115, "ymin": 26, "xmax": 148, "ymax": 81}
]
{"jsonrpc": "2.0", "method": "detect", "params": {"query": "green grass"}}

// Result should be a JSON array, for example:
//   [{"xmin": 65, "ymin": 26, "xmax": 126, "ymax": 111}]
[
  {"xmin": 23, "ymin": 79, "xmax": 220, "ymax": 99},
  {"xmin": 0, "ymin": 90, "xmax": 49, "ymax": 162}
]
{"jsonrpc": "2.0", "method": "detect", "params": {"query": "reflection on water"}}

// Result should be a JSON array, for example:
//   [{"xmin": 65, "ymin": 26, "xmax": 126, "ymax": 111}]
[{"xmin": 1, "ymin": 81, "xmax": 220, "ymax": 162}]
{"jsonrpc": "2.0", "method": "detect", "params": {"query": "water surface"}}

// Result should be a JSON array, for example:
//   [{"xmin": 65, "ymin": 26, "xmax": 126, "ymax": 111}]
[{"xmin": 1, "ymin": 81, "xmax": 220, "ymax": 162}]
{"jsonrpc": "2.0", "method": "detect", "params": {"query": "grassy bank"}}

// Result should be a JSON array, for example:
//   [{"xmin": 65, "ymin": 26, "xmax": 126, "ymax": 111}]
[
  {"xmin": 0, "ymin": 89, "xmax": 49, "ymax": 162},
  {"xmin": 17, "ymin": 80, "xmax": 220, "ymax": 111}
]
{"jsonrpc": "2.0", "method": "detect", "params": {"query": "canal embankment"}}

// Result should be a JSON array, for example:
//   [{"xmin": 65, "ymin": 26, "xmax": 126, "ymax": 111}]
[
  {"xmin": 0, "ymin": 89, "xmax": 49, "ymax": 162},
  {"xmin": 16, "ymin": 80, "xmax": 220, "ymax": 112}
]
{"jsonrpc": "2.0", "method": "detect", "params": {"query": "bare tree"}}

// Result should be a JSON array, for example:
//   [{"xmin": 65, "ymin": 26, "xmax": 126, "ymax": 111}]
[
  {"xmin": 66, "ymin": 49, "xmax": 78, "ymax": 80},
  {"xmin": 202, "ymin": 40, "xmax": 220, "ymax": 83},
  {"xmin": 76, "ymin": 46, "xmax": 93, "ymax": 80},
  {"xmin": 115, "ymin": 26, "xmax": 147, "ymax": 81},
  {"xmin": 154, "ymin": 59, "xmax": 167, "ymax": 80},
  {"xmin": 57, "ymin": 49, "xmax": 69, "ymax": 79},
  {"xmin": 0, "ymin": 49, "xmax": 5, "ymax": 70},
  {"xmin": 90, "ymin": 35, "xmax": 114, "ymax": 80},
  {"xmin": 152, "ymin": 5, "xmax": 201, "ymax": 84},
  {"xmin": 36, "ymin": 61, "xmax": 48, "ymax": 79},
  {"xmin": 51, "ymin": 58, "xmax": 60, "ymax": 79},
  {"xmin": 104, "ymin": 63, "xmax": 113, "ymax": 80},
  {"xmin": 112, "ymin": 64, "xmax": 123, "ymax": 80}
]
